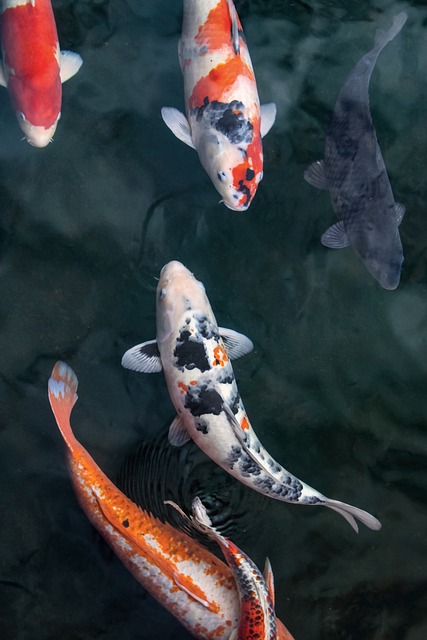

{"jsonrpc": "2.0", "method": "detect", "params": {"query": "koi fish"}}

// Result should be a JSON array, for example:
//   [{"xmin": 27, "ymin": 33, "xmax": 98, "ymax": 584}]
[
  {"xmin": 167, "ymin": 497, "xmax": 295, "ymax": 640},
  {"xmin": 304, "ymin": 12, "xmax": 407, "ymax": 290},
  {"xmin": 161, "ymin": 0, "xmax": 276, "ymax": 211},
  {"xmin": 48, "ymin": 361, "xmax": 240, "ymax": 640},
  {"xmin": 0, "ymin": 0, "xmax": 82, "ymax": 147},
  {"xmin": 122, "ymin": 261, "xmax": 382, "ymax": 533}
]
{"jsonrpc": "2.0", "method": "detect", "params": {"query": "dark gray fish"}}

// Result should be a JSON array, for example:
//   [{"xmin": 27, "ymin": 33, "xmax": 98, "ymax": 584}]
[{"xmin": 304, "ymin": 12, "xmax": 407, "ymax": 290}]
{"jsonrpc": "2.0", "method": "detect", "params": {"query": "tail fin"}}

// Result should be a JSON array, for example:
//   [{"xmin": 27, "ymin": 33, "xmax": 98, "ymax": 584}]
[
  {"xmin": 165, "ymin": 498, "xmax": 219, "ymax": 540},
  {"xmin": 48, "ymin": 361, "xmax": 79, "ymax": 451},
  {"xmin": 374, "ymin": 11, "xmax": 407, "ymax": 50},
  {"xmin": 324, "ymin": 498, "xmax": 382, "ymax": 533}
]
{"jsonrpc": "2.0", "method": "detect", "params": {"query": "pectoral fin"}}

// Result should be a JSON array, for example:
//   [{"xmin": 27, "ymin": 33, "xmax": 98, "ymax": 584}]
[
  {"xmin": 304, "ymin": 160, "xmax": 328, "ymax": 189},
  {"xmin": 173, "ymin": 571, "xmax": 218, "ymax": 612},
  {"xmin": 395, "ymin": 203, "xmax": 405, "ymax": 225},
  {"xmin": 321, "ymin": 221, "xmax": 350, "ymax": 248},
  {"xmin": 260, "ymin": 103, "xmax": 277, "ymax": 138},
  {"xmin": 121, "ymin": 340, "xmax": 162, "ymax": 373},
  {"xmin": 219, "ymin": 328, "xmax": 253, "ymax": 359},
  {"xmin": 168, "ymin": 416, "xmax": 191, "ymax": 446},
  {"xmin": 0, "ymin": 63, "xmax": 7, "ymax": 87},
  {"xmin": 59, "ymin": 50, "xmax": 83, "ymax": 83},
  {"xmin": 161, "ymin": 107, "xmax": 196, "ymax": 149},
  {"xmin": 226, "ymin": 0, "xmax": 241, "ymax": 54},
  {"xmin": 263, "ymin": 557, "xmax": 275, "ymax": 606}
]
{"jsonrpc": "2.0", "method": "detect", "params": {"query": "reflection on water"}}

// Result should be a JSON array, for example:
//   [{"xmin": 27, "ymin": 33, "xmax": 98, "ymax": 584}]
[{"xmin": 0, "ymin": 1, "xmax": 427, "ymax": 639}]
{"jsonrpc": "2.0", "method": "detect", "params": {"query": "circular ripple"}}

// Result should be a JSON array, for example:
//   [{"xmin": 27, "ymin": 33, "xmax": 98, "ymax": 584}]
[{"xmin": 116, "ymin": 428, "xmax": 266, "ymax": 548}]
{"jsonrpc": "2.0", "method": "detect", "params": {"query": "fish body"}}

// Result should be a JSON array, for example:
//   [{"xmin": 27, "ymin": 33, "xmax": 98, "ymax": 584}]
[
  {"xmin": 0, "ymin": 0, "xmax": 82, "ymax": 146},
  {"xmin": 162, "ymin": 0, "xmax": 276, "ymax": 210},
  {"xmin": 122, "ymin": 261, "xmax": 381, "ymax": 533},
  {"xmin": 304, "ymin": 12, "xmax": 407, "ymax": 289},
  {"xmin": 48, "ymin": 361, "xmax": 240, "ymax": 640},
  {"xmin": 168, "ymin": 497, "xmax": 295, "ymax": 640}
]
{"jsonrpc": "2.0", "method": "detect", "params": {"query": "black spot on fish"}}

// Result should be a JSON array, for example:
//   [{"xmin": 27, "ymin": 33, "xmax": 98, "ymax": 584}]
[
  {"xmin": 217, "ymin": 372, "xmax": 233, "ymax": 385},
  {"xmin": 246, "ymin": 168, "xmax": 255, "ymax": 181},
  {"xmin": 184, "ymin": 385, "xmax": 223, "ymax": 417},
  {"xmin": 216, "ymin": 104, "xmax": 253, "ymax": 145},
  {"xmin": 238, "ymin": 452, "xmax": 262, "ymax": 477},
  {"xmin": 122, "ymin": 519, "xmax": 130, "ymax": 528},
  {"xmin": 191, "ymin": 99, "xmax": 253, "ymax": 145},
  {"xmin": 195, "ymin": 418, "xmax": 209, "ymax": 435},
  {"xmin": 194, "ymin": 313, "xmax": 219, "ymax": 341},
  {"xmin": 228, "ymin": 445, "xmax": 242, "ymax": 467},
  {"xmin": 237, "ymin": 179, "xmax": 251, "ymax": 207},
  {"xmin": 174, "ymin": 329, "xmax": 210, "ymax": 372},
  {"xmin": 228, "ymin": 392, "xmax": 241, "ymax": 416}
]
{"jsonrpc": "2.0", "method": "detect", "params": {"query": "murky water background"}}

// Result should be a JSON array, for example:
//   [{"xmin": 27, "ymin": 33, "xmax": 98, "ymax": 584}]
[{"xmin": 0, "ymin": 0, "xmax": 426, "ymax": 638}]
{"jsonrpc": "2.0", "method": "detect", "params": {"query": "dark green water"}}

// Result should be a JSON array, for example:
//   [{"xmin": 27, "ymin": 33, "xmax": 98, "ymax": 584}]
[{"xmin": 0, "ymin": 0, "xmax": 426, "ymax": 638}]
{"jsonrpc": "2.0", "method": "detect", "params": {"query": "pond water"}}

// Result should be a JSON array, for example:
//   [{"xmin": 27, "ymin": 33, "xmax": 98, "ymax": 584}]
[{"xmin": 0, "ymin": 1, "xmax": 426, "ymax": 639}]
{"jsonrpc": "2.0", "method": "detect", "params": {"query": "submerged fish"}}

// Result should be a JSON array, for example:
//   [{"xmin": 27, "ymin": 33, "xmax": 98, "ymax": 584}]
[
  {"xmin": 162, "ymin": 0, "xmax": 276, "ymax": 211},
  {"xmin": 122, "ymin": 261, "xmax": 381, "ymax": 533},
  {"xmin": 304, "ymin": 12, "xmax": 407, "ymax": 290},
  {"xmin": 0, "ymin": 0, "xmax": 82, "ymax": 147},
  {"xmin": 48, "ymin": 361, "xmax": 240, "ymax": 640},
  {"xmin": 167, "ymin": 497, "xmax": 295, "ymax": 640}
]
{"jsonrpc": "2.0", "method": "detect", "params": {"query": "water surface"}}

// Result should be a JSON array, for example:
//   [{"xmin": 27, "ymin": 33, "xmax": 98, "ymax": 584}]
[{"xmin": 0, "ymin": 1, "xmax": 426, "ymax": 639}]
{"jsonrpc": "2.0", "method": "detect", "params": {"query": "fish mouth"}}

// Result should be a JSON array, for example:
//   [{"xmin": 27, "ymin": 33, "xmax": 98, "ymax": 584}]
[{"xmin": 17, "ymin": 115, "xmax": 58, "ymax": 148}]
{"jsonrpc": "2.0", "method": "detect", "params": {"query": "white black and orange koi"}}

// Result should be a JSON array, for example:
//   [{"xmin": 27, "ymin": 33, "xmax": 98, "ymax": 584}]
[
  {"xmin": 167, "ymin": 497, "xmax": 295, "ymax": 640},
  {"xmin": 0, "ymin": 0, "xmax": 82, "ymax": 147},
  {"xmin": 48, "ymin": 361, "xmax": 240, "ymax": 640},
  {"xmin": 122, "ymin": 261, "xmax": 382, "ymax": 533},
  {"xmin": 162, "ymin": 0, "xmax": 276, "ymax": 211}
]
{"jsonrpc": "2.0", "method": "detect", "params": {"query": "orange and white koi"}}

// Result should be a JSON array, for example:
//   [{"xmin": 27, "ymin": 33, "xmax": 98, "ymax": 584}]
[
  {"xmin": 0, "ymin": 0, "xmax": 82, "ymax": 147},
  {"xmin": 162, "ymin": 0, "xmax": 276, "ymax": 211},
  {"xmin": 48, "ymin": 361, "xmax": 240, "ymax": 640},
  {"xmin": 122, "ymin": 261, "xmax": 382, "ymax": 533},
  {"xmin": 167, "ymin": 497, "xmax": 295, "ymax": 640}
]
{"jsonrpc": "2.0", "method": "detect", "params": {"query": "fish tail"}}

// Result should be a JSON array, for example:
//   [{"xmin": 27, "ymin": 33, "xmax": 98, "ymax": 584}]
[
  {"xmin": 374, "ymin": 11, "xmax": 407, "ymax": 50},
  {"xmin": 192, "ymin": 496, "xmax": 214, "ymax": 528},
  {"xmin": 48, "ymin": 361, "xmax": 79, "ymax": 451},
  {"xmin": 324, "ymin": 498, "xmax": 382, "ymax": 533}
]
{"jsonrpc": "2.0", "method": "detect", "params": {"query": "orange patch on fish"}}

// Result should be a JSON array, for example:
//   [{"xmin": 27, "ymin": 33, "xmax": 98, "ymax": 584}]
[
  {"xmin": 240, "ymin": 416, "xmax": 250, "ymax": 431},
  {"xmin": 189, "ymin": 56, "xmax": 254, "ymax": 109},
  {"xmin": 178, "ymin": 381, "xmax": 188, "ymax": 394},
  {"xmin": 212, "ymin": 345, "xmax": 229, "ymax": 367},
  {"xmin": 195, "ymin": 0, "xmax": 242, "ymax": 52}
]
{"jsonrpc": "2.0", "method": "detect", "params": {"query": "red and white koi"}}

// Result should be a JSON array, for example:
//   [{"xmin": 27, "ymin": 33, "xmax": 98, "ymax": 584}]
[
  {"xmin": 48, "ymin": 361, "xmax": 240, "ymax": 640},
  {"xmin": 122, "ymin": 261, "xmax": 382, "ymax": 533},
  {"xmin": 167, "ymin": 497, "xmax": 295, "ymax": 640},
  {"xmin": 0, "ymin": 0, "xmax": 82, "ymax": 147},
  {"xmin": 162, "ymin": 0, "xmax": 276, "ymax": 211}
]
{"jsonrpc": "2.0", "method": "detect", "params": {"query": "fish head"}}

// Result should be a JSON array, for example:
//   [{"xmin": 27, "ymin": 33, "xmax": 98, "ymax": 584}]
[
  {"xmin": 352, "ymin": 218, "xmax": 403, "ymax": 290},
  {"xmin": 197, "ymin": 129, "xmax": 261, "ymax": 212},
  {"xmin": 16, "ymin": 112, "xmax": 59, "ymax": 147},
  {"xmin": 156, "ymin": 261, "xmax": 211, "ymax": 344},
  {"xmin": 7, "ymin": 75, "xmax": 62, "ymax": 147}
]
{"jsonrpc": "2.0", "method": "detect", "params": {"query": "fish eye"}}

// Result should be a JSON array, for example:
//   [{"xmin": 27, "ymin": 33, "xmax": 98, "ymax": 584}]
[
  {"xmin": 18, "ymin": 112, "xmax": 25, "ymax": 121},
  {"xmin": 217, "ymin": 171, "xmax": 226, "ymax": 182},
  {"xmin": 158, "ymin": 288, "xmax": 166, "ymax": 300}
]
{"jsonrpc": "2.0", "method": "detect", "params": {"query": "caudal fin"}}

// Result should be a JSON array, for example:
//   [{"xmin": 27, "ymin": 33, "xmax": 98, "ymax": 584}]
[
  {"xmin": 48, "ymin": 361, "xmax": 79, "ymax": 451},
  {"xmin": 324, "ymin": 498, "xmax": 382, "ymax": 533},
  {"xmin": 374, "ymin": 11, "xmax": 407, "ymax": 50}
]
